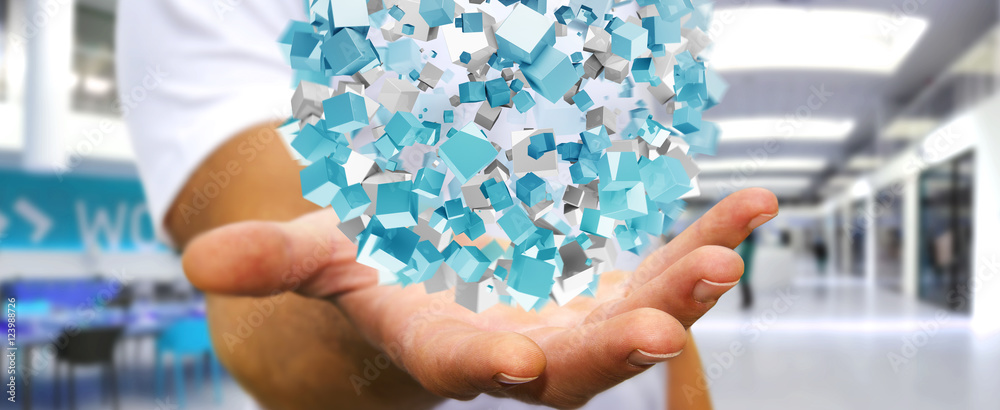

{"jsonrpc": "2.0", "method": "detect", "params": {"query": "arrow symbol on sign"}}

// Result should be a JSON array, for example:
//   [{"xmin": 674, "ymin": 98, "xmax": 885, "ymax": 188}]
[{"xmin": 14, "ymin": 198, "xmax": 53, "ymax": 244}]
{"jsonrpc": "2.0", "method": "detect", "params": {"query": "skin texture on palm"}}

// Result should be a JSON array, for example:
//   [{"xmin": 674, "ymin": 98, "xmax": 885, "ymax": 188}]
[{"xmin": 170, "ymin": 123, "xmax": 778, "ymax": 409}]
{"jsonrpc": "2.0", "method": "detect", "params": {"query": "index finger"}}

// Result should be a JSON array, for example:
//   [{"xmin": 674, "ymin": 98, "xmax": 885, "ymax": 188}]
[{"xmin": 631, "ymin": 187, "xmax": 778, "ymax": 287}]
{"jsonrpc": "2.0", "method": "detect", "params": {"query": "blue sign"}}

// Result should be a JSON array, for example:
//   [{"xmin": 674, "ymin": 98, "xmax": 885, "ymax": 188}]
[{"xmin": 0, "ymin": 168, "xmax": 165, "ymax": 251}]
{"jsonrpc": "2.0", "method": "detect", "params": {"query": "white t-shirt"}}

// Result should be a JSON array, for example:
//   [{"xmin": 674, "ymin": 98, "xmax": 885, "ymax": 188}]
[{"xmin": 116, "ymin": 1, "xmax": 666, "ymax": 408}]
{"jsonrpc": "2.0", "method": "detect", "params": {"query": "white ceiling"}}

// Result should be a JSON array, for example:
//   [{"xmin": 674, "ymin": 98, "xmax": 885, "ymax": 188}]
[{"xmin": 700, "ymin": 0, "xmax": 997, "ymax": 204}]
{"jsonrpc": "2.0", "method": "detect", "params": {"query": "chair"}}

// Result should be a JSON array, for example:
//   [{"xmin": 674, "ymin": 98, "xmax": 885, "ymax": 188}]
[
  {"xmin": 53, "ymin": 326, "xmax": 124, "ymax": 410},
  {"xmin": 154, "ymin": 318, "xmax": 222, "ymax": 408}
]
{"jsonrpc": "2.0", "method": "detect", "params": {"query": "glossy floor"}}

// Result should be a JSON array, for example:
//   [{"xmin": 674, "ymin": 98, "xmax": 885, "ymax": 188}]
[{"xmin": 6, "ymin": 249, "xmax": 995, "ymax": 409}]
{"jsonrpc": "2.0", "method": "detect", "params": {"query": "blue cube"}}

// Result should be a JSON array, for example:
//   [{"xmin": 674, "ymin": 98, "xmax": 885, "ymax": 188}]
[
  {"xmin": 375, "ymin": 181, "xmax": 418, "ymax": 228},
  {"xmin": 642, "ymin": 15, "xmax": 680, "ymax": 46},
  {"xmin": 291, "ymin": 123, "xmax": 340, "ymax": 162},
  {"xmin": 515, "ymin": 172, "xmax": 547, "ymax": 207},
  {"xmin": 639, "ymin": 155, "xmax": 691, "ymax": 203},
  {"xmin": 673, "ymin": 106, "xmax": 702, "ymax": 134},
  {"xmin": 527, "ymin": 132, "xmax": 556, "ymax": 159},
  {"xmin": 413, "ymin": 168, "xmax": 445, "ymax": 198},
  {"xmin": 322, "ymin": 27, "xmax": 378, "ymax": 76},
  {"xmin": 461, "ymin": 12, "xmax": 483, "ymax": 32},
  {"xmin": 459, "ymin": 81, "xmax": 487, "ymax": 103},
  {"xmin": 571, "ymin": 90, "xmax": 594, "ymax": 111},
  {"xmin": 494, "ymin": 4, "xmax": 556, "ymax": 64},
  {"xmin": 329, "ymin": 0, "xmax": 370, "ymax": 28},
  {"xmin": 485, "ymin": 78, "xmax": 511, "ymax": 108},
  {"xmin": 323, "ymin": 92, "xmax": 369, "ymax": 134},
  {"xmin": 418, "ymin": 0, "xmax": 456, "ymax": 27},
  {"xmin": 580, "ymin": 208, "xmax": 614, "ymax": 238},
  {"xmin": 508, "ymin": 254, "xmax": 556, "ymax": 298},
  {"xmin": 520, "ymin": 48, "xmax": 581, "ymax": 103},
  {"xmin": 385, "ymin": 111, "xmax": 424, "ymax": 147},
  {"xmin": 512, "ymin": 91, "xmax": 536, "ymax": 113},
  {"xmin": 438, "ymin": 124, "xmax": 499, "ymax": 183},
  {"xmin": 482, "ymin": 179, "xmax": 515, "ymax": 210},
  {"xmin": 631, "ymin": 57, "xmax": 657, "ymax": 84},
  {"xmin": 300, "ymin": 157, "xmax": 348, "ymax": 207},
  {"xmin": 446, "ymin": 245, "xmax": 491, "ymax": 283},
  {"xmin": 580, "ymin": 125, "xmax": 611, "ymax": 152},
  {"xmin": 498, "ymin": 205, "xmax": 535, "ymax": 245},
  {"xmin": 554, "ymin": 5, "xmax": 574, "ymax": 24},
  {"xmin": 331, "ymin": 183, "xmax": 371, "ymax": 221},
  {"xmin": 611, "ymin": 22, "xmax": 648, "ymax": 61},
  {"xmin": 405, "ymin": 241, "xmax": 445, "ymax": 283}
]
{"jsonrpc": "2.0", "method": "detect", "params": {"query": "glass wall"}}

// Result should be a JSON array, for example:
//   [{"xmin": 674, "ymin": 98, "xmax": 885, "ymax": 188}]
[
  {"xmin": 918, "ymin": 152, "xmax": 975, "ymax": 312},
  {"xmin": 72, "ymin": 3, "xmax": 117, "ymax": 115},
  {"xmin": 875, "ymin": 187, "xmax": 904, "ymax": 291}
]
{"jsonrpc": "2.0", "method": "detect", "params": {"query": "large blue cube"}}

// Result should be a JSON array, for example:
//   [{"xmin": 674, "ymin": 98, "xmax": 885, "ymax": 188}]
[
  {"xmin": 520, "ymin": 48, "xmax": 581, "ymax": 103},
  {"xmin": 413, "ymin": 168, "xmax": 445, "ymax": 198},
  {"xmin": 494, "ymin": 4, "xmax": 556, "ymax": 64},
  {"xmin": 419, "ymin": 0, "xmax": 455, "ymax": 27},
  {"xmin": 508, "ymin": 254, "xmax": 556, "ymax": 298},
  {"xmin": 322, "ymin": 28, "xmax": 378, "ymax": 76},
  {"xmin": 611, "ymin": 22, "xmax": 648, "ymax": 61},
  {"xmin": 498, "ymin": 205, "xmax": 535, "ymax": 245},
  {"xmin": 328, "ymin": 0, "xmax": 369, "ymax": 28},
  {"xmin": 639, "ymin": 155, "xmax": 691, "ymax": 203},
  {"xmin": 385, "ymin": 111, "xmax": 424, "ymax": 147},
  {"xmin": 438, "ymin": 124, "xmax": 499, "ymax": 183}
]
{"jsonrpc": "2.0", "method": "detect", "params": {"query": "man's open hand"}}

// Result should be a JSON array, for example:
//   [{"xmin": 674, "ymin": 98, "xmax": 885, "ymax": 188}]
[{"xmin": 183, "ymin": 188, "xmax": 777, "ymax": 408}]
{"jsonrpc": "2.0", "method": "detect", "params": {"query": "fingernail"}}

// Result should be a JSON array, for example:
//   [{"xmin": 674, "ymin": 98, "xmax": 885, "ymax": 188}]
[
  {"xmin": 748, "ymin": 213, "xmax": 777, "ymax": 230},
  {"xmin": 494, "ymin": 373, "xmax": 537, "ymax": 385},
  {"xmin": 627, "ymin": 349, "xmax": 682, "ymax": 366},
  {"xmin": 693, "ymin": 279, "xmax": 740, "ymax": 304}
]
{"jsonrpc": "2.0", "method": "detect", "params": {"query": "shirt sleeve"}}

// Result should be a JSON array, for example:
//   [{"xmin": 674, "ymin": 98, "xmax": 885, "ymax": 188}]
[{"xmin": 116, "ymin": 0, "xmax": 305, "ymax": 247}]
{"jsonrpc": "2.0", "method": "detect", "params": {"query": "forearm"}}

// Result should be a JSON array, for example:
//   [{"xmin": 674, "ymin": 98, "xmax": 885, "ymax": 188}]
[
  {"xmin": 666, "ymin": 331, "xmax": 712, "ymax": 410},
  {"xmin": 166, "ymin": 123, "xmax": 440, "ymax": 409}
]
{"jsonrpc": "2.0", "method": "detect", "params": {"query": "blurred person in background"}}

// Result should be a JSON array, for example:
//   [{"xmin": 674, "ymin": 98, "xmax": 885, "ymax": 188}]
[
  {"xmin": 736, "ymin": 231, "xmax": 756, "ymax": 310},
  {"xmin": 813, "ymin": 238, "xmax": 828, "ymax": 276},
  {"xmin": 116, "ymin": 1, "xmax": 778, "ymax": 409}
]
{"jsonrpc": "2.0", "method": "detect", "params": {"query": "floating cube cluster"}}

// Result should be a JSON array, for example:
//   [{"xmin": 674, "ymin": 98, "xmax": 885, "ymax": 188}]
[{"xmin": 279, "ymin": 0, "xmax": 726, "ymax": 312}]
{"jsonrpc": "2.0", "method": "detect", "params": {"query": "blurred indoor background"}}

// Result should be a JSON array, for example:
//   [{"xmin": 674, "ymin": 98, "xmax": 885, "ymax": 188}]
[{"xmin": 1, "ymin": 0, "xmax": 999, "ymax": 409}]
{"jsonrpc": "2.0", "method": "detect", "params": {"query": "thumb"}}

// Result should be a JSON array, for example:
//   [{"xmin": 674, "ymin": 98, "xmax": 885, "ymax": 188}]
[{"xmin": 181, "ymin": 208, "xmax": 376, "ymax": 298}]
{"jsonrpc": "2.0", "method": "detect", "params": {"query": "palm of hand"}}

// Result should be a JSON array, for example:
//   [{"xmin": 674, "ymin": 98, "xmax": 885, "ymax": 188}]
[{"xmin": 186, "ymin": 188, "xmax": 776, "ymax": 408}]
